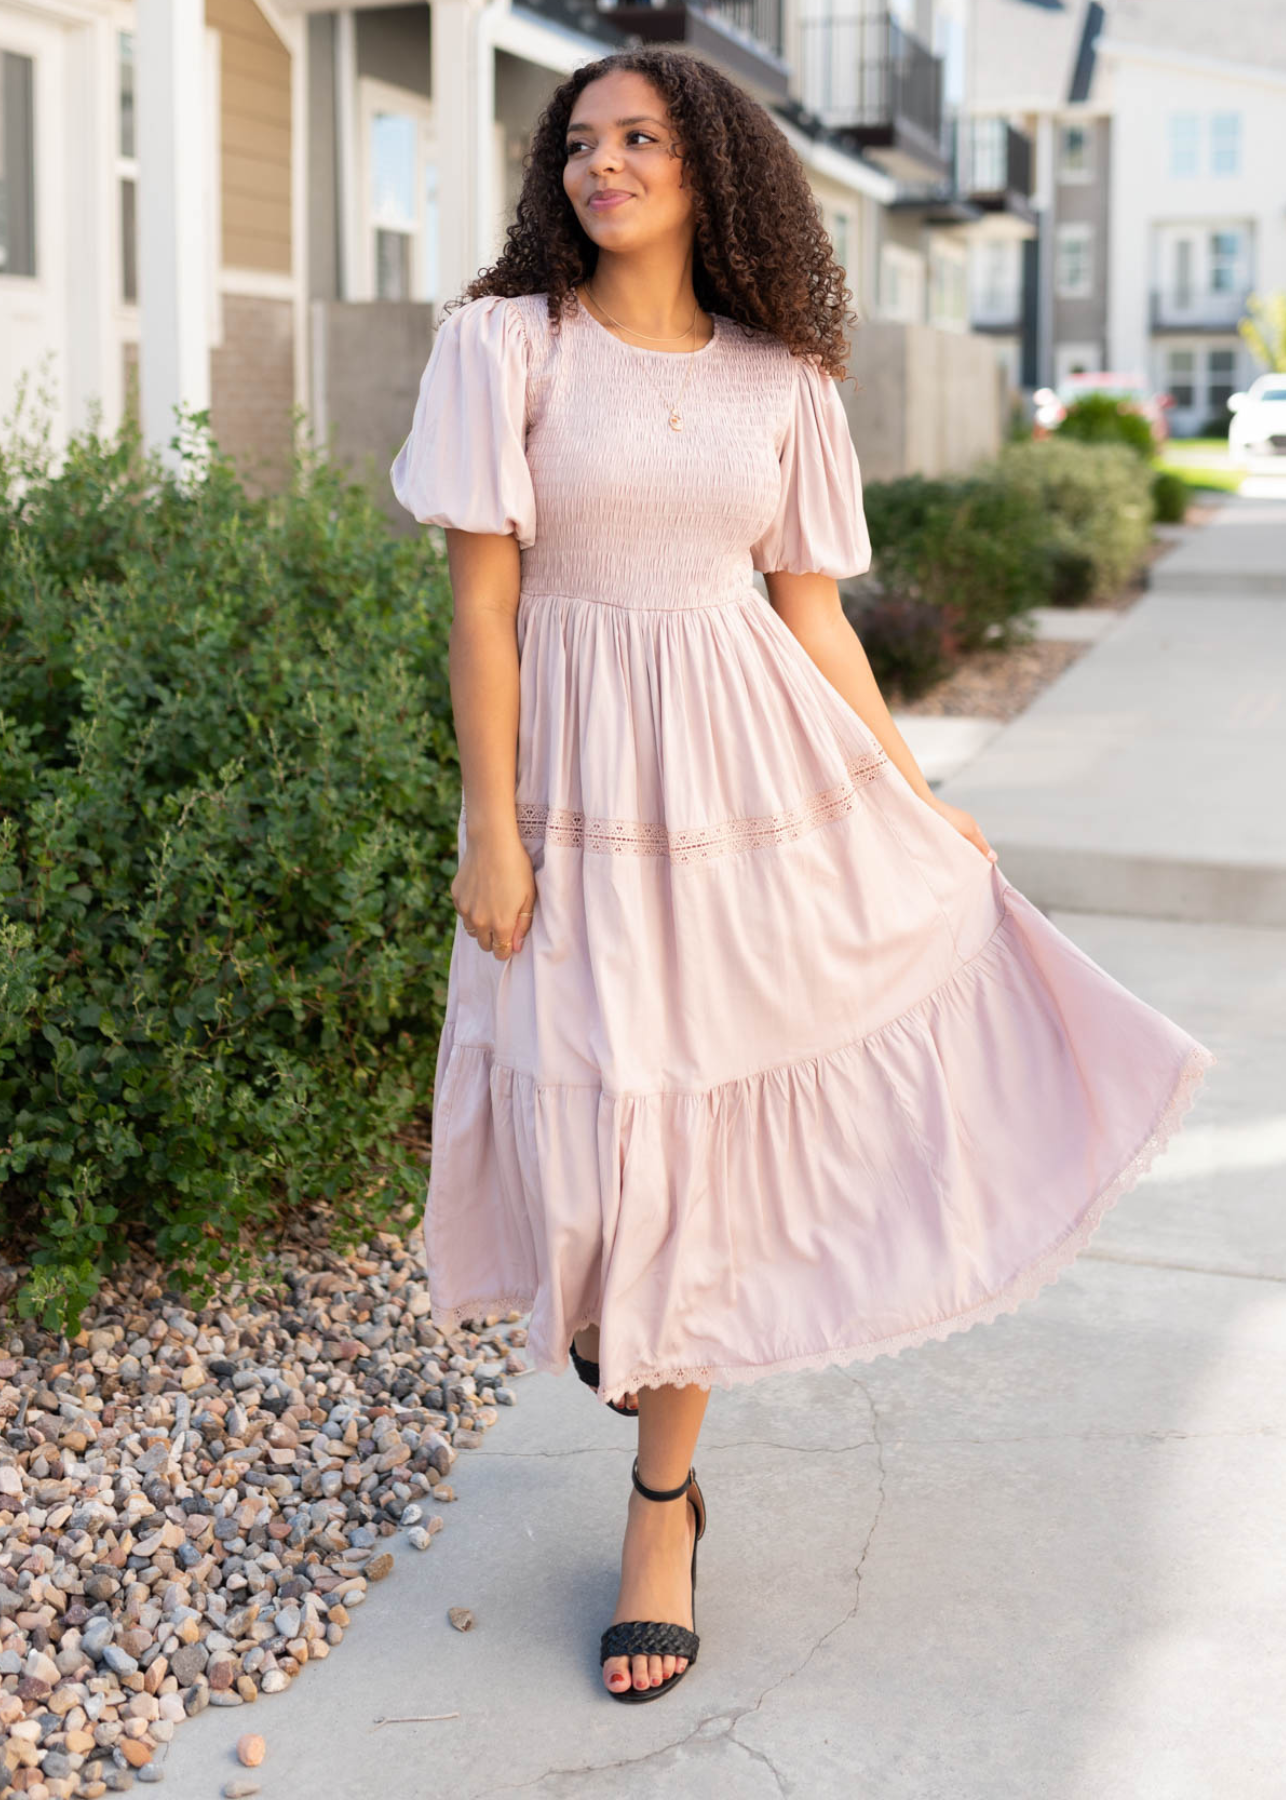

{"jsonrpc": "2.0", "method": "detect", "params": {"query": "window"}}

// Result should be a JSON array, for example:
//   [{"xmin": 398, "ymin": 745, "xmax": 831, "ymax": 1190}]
[
  {"xmin": 359, "ymin": 82, "xmax": 438, "ymax": 304},
  {"xmin": 371, "ymin": 110, "xmax": 417, "ymax": 300},
  {"xmin": 1210, "ymin": 112, "xmax": 1240, "ymax": 177},
  {"xmin": 1209, "ymin": 229, "xmax": 1243, "ymax": 294},
  {"xmin": 880, "ymin": 244, "xmax": 923, "ymax": 324},
  {"xmin": 0, "ymin": 49, "xmax": 35, "ymax": 277},
  {"xmin": 979, "ymin": 239, "xmax": 1015, "ymax": 316},
  {"xmin": 1055, "ymin": 224, "xmax": 1092, "ymax": 298},
  {"xmin": 1169, "ymin": 113, "xmax": 1199, "ymax": 179},
  {"xmin": 929, "ymin": 244, "xmax": 967, "ymax": 331},
  {"xmin": 1207, "ymin": 347, "xmax": 1236, "ymax": 415},
  {"xmin": 1165, "ymin": 349, "xmax": 1195, "ymax": 411},
  {"xmin": 831, "ymin": 209, "xmax": 850, "ymax": 275},
  {"xmin": 117, "ymin": 33, "xmax": 138, "ymax": 304},
  {"xmin": 1058, "ymin": 123, "xmax": 1092, "ymax": 181}
]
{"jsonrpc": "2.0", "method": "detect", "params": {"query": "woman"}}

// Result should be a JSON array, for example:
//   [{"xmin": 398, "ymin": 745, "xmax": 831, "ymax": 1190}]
[{"xmin": 391, "ymin": 48, "xmax": 1215, "ymax": 1704}]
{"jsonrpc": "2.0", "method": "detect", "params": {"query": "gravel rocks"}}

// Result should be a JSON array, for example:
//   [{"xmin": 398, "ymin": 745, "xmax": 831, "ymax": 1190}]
[{"xmin": 0, "ymin": 1210, "xmax": 528, "ymax": 1797}]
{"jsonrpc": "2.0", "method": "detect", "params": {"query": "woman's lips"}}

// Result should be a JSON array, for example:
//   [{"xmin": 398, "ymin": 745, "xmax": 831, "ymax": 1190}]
[{"xmin": 588, "ymin": 192, "xmax": 633, "ymax": 209}]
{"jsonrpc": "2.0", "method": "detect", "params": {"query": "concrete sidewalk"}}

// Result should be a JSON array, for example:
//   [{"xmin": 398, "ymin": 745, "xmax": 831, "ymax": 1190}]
[
  {"xmin": 936, "ymin": 489, "xmax": 1286, "ymax": 926},
  {"xmin": 167, "ymin": 498, "xmax": 1285, "ymax": 1800}
]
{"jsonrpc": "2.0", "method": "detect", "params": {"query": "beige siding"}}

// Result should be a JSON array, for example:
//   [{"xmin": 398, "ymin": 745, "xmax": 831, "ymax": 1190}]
[{"xmin": 206, "ymin": 0, "xmax": 292, "ymax": 274}]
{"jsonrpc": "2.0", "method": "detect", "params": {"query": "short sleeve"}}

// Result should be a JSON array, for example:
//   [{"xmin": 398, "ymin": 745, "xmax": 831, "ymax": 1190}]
[
  {"xmin": 390, "ymin": 295, "xmax": 537, "ymax": 548},
  {"xmin": 750, "ymin": 355, "xmax": 872, "ymax": 578}
]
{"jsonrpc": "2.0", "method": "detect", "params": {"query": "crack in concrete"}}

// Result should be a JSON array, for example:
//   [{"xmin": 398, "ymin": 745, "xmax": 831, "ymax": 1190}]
[
  {"xmin": 714, "ymin": 1379, "xmax": 889, "ymax": 1792},
  {"xmin": 465, "ymin": 1706, "xmax": 781, "ymax": 1800},
  {"xmin": 467, "ymin": 1406, "xmax": 888, "ymax": 1800}
]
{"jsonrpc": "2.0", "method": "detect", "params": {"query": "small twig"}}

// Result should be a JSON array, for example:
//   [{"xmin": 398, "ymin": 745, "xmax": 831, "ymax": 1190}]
[{"xmin": 372, "ymin": 1713, "xmax": 460, "ymax": 1727}]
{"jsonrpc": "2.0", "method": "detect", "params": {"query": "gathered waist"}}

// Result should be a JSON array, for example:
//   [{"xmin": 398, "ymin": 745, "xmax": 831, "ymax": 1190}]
[{"xmin": 518, "ymin": 583, "xmax": 760, "ymax": 615}]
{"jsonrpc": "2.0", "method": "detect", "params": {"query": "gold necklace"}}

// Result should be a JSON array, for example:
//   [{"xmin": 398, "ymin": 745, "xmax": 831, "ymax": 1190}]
[{"xmin": 582, "ymin": 282, "xmax": 711, "ymax": 433}]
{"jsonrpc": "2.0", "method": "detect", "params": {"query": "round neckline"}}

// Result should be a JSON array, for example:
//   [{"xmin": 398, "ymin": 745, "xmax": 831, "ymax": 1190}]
[{"xmin": 572, "ymin": 288, "xmax": 721, "ymax": 359}]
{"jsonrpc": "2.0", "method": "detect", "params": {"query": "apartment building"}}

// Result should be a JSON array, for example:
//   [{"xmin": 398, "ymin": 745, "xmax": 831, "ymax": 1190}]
[
  {"xmin": 968, "ymin": 0, "xmax": 1286, "ymax": 430},
  {"xmin": 0, "ymin": 0, "xmax": 1019, "ymax": 487},
  {"xmin": 1097, "ymin": 1, "xmax": 1286, "ymax": 436}
]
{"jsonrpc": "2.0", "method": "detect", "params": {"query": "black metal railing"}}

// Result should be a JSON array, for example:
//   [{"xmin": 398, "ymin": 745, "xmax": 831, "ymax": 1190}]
[
  {"xmin": 592, "ymin": 0, "xmax": 785, "ymax": 60},
  {"xmin": 959, "ymin": 118, "xmax": 1032, "ymax": 200},
  {"xmin": 704, "ymin": 0, "xmax": 784, "ymax": 58},
  {"xmin": 794, "ymin": 11, "xmax": 943, "ymax": 150}
]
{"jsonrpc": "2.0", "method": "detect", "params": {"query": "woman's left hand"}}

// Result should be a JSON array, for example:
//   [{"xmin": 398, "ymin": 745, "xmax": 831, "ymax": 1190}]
[{"xmin": 922, "ymin": 793, "xmax": 998, "ymax": 865}]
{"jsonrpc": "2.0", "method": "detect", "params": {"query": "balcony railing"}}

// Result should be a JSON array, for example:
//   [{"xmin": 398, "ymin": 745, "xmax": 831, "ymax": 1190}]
[
  {"xmin": 959, "ymin": 118, "xmax": 1032, "ymax": 204},
  {"xmin": 1150, "ymin": 286, "xmax": 1251, "ymax": 332},
  {"xmin": 705, "ymin": 0, "xmax": 784, "ymax": 58},
  {"xmin": 594, "ymin": 0, "xmax": 787, "ymax": 93},
  {"xmin": 794, "ymin": 10, "xmax": 946, "ymax": 179}
]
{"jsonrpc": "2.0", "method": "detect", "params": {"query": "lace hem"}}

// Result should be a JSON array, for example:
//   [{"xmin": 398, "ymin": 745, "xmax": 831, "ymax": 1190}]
[
  {"xmin": 507, "ymin": 750, "xmax": 890, "ymax": 862},
  {"xmin": 428, "ymin": 1041, "xmax": 1217, "ymax": 1398}
]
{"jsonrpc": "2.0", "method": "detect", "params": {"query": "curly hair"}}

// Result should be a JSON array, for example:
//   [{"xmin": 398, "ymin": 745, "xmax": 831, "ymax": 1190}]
[{"xmin": 450, "ymin": 47, "xmax": 860, "ymax": 380}]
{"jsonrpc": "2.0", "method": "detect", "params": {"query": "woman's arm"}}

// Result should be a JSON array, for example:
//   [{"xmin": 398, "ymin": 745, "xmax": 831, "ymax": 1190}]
[
  {"xmin": 762, "ymin": 570, "xmax": 997, "ymax": 863},
  {"xmin": 442, "ymin": 528, "xmax": 538, "ymax": 957}
]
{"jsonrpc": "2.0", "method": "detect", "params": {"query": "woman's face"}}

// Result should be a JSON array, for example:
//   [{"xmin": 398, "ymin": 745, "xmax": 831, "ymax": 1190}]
[{"xmin": 561, "ymin": 70, "xmax": 694, "ymax": 253}]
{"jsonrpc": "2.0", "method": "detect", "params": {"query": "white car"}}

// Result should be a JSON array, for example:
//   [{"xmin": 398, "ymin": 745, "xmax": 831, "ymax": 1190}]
[{"xmin": 1228, "ymin": 375, "xmax": 1286, "ymax": 463}]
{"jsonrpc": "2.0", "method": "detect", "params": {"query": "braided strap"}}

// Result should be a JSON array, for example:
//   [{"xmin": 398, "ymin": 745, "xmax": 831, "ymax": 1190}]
[{"xmin": 600, "ymin": 1619, "xmax": 700, "ymax": 1663}]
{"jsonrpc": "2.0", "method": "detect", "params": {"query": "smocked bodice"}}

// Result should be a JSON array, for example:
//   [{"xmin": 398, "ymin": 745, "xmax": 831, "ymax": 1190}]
[{"xmin": 390, "ymin": 289, "xmax": 873, "ymax": 609}]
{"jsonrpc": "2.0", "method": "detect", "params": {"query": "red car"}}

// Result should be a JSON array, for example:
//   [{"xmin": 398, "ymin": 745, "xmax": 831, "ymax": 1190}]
[{"xmin": 1033, "ymin": 371, "xmax": 1172, "ymax": 444}]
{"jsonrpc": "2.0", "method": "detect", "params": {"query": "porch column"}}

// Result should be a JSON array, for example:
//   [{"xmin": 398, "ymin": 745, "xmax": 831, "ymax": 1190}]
[
  {"xmin": 433, "ymin": 0, "xmax": 496, "ymax": 304},
  {"xmin": 136, "ymin": 0, "xmax": 210, "ymax": 464}
]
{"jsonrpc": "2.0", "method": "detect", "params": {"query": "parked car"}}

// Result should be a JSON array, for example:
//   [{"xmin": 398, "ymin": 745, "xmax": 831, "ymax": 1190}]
[
  {"xmin": 1032, "ymin": 372, "xmax": 1172, "ymax": 444},
  {"xmin": 1227, "ymin": 374, "xmax": 1286, "ymax": 463}
]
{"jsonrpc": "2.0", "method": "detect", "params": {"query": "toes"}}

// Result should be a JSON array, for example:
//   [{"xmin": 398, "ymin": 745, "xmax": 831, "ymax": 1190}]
[
  {"xmin": 676, "ymin": 1655, "xmax": 688, "ymax": 1672},
  {"xmin": 604, "ymin": 1655, "xmax": 630, "ymax": 1692},
  {"xmin": 661, "ymin": 1654, "xmax": 676, "ymax": 1681},
  {"xmin": 631, "ymin": 1653, "xmax": 650, "ymax": 1690},
  {"xmin": 647, "ymin": 1654, "xmax": 664, "ymax": 1687}
]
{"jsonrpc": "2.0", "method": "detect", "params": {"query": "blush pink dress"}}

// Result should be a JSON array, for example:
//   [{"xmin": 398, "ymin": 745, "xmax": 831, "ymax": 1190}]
[{"xmin": 390, "ymin": 289, "xmax": 1216, "ymax": 1409}]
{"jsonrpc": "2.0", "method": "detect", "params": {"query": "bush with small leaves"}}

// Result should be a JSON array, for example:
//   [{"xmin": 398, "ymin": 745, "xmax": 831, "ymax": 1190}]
[
  {"xmin": 1055, "ymin": 392, "xmax": 1157, "ymax": 458},
  {"xmin": 997, "ymin": 438, "xmax": 1153, "ymax": 605},
  {"xmin": 1151, "ymin": 469, "xmax": 1190, "ymax": 525},
  {"xmin": 0, "ymin": 405, "xmax": 461, "ymax": 1332}
]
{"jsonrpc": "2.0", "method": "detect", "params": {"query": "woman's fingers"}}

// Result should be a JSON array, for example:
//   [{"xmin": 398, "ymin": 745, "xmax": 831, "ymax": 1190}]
[{"xmin": 511, "ymin": 902, "xmax": 536, "ymax": 954}]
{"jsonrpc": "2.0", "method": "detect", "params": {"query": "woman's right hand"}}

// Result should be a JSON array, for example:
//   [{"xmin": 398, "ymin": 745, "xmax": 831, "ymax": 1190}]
[{"xmin": 450, "ymin": 826, "xmax": 537, "ymax": 961}]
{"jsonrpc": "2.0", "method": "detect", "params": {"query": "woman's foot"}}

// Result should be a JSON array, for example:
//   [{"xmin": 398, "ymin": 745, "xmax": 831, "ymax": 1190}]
[
  {"xmin": 601, "ymin": 1479, "xmax": 697, "ymax": 1693},
  {"xmin": 573, "ymin": 1324, "xmax": 638, "ymax": 1412}
]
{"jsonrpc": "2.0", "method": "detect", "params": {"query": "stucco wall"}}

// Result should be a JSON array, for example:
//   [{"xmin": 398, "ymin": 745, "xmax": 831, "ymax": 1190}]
[
  {"xmin": 314, "ymin": 299, "xmax": 436, "ymax": 521},
  {"xmin": 845, "ymin": 320, "xmax": 1008, "ymax": 484}
]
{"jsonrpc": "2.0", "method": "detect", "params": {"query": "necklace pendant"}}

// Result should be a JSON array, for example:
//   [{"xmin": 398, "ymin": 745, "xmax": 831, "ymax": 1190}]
[{"xmin": 669, "ymin": 412, "xmax": 683, "ymax": 431}]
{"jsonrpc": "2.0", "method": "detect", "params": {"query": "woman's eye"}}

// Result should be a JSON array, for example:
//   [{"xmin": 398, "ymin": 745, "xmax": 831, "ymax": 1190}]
[{"xmin": 565, "ymin": 131, "xmax": 655, "ymax": 155}]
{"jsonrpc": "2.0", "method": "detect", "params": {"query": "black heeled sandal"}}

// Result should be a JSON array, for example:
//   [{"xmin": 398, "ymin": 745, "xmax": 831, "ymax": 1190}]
[
  {"xmin": 600, "ymin": 1455, "xmax": 706, "ymax": 1703},
  {"xmin": 569, "ymin": 1339, "xmax": 637, "ymax": 1416}
]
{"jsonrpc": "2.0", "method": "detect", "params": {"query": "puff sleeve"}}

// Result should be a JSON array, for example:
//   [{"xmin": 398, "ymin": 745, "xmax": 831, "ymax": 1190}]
[
  {"xmin": 390, "ymin": 295, "xmax": 537, "ymax": 547},
  {"xmin": 750, "ymin": 354, "xmax": 872, "ymax": 578}
]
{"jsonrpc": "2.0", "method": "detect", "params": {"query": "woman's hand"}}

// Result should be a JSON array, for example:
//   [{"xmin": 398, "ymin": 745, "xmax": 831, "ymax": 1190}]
[
  {"xmin": 921, "ymin": 794, "xmax": 998, "ymax": 865},
  {"xmin": 451, "ymin": 827, "xmax": 538, "ymax": 961}
]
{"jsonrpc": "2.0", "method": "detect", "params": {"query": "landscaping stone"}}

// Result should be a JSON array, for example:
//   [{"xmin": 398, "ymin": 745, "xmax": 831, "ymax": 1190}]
[{"xmin": 0, "ymin": 1210, "xmax": 527, "ymax": 1797}]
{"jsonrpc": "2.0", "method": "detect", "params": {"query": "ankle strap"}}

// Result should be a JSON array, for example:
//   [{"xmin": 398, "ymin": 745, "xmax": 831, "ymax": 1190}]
[{"xmin": 631, "ymin": 1454, "xmax": 693, "ymax": 1503}]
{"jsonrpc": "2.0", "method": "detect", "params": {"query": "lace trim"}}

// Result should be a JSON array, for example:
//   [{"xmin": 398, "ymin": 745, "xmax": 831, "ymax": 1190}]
[
  {"xmin": 507, "ymin": 750, "xmax": 889, "ymax": 863},
  {"xmin": 427, "ymin": 1042, "xmax": 1218, "ymax": 1399}
]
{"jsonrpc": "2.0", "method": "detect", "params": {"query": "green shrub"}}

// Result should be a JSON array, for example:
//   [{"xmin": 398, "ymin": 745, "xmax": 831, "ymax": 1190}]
[
  {"xmin": 997, "ymin": 438, "xmax": 1153, "ymax": 604},
  {"xmin": 1055, "ymin": 391, "xmax": 1157, "ymax": 458},
  {"xmin": 1151, "ymin": 469, "xmax": 1189, "ymax": 524},
  {"xmin": 863, "ymin": 472, "xmax": 1045, "ymax": 652},
  {"xmin": 0, "ymin": 406, "xmax": 461, "ymax": 1332},
  {"xmin": 846, "ymin": 593, "xmax": 956, "ymax": 699}
]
